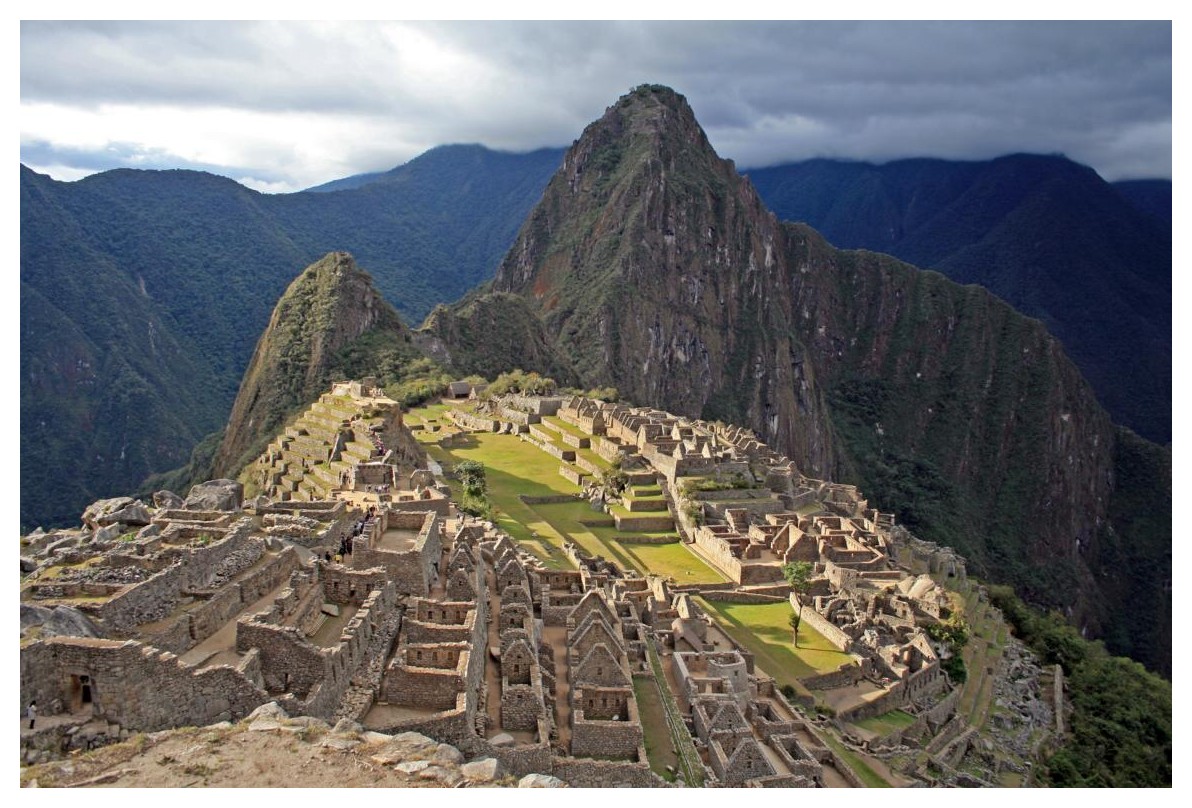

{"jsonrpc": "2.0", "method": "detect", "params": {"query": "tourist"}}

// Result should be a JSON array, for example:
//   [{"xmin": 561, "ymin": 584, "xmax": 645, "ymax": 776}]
[{"xmin": 26, "ymin": 701, "xmax": 36, "ymax": 730}]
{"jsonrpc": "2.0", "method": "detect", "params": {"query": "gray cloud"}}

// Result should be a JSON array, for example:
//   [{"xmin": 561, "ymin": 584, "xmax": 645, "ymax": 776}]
[{"xmin": 20, "ymin": 21, "xmax": 1171, "ymax": 190}]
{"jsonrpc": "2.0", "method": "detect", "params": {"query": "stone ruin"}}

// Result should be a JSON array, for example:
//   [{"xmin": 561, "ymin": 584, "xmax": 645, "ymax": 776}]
[{"xmin": 19, "ymin": 384, "xmax": 998, "ymax": 786}]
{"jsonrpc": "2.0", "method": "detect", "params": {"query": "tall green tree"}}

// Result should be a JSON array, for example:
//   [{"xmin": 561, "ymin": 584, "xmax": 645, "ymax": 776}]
[
  {"xmin": 783, "ymin": 561, "xmax": 814, "ymax": 648},
  {"xmin": 455, "ymin": 460, "xmax": 487, "ymax": 497}
]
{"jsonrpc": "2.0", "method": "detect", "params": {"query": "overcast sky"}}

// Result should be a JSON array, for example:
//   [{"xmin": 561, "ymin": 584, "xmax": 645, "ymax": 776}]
[{"xmin": 19, "ymin": 20, "xmax": 1172, "ymax": 193}]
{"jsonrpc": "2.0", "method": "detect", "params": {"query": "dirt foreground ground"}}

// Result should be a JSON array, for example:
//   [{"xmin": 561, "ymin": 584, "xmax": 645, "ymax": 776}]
[{"xmin": 18, "ymin": 706, "xmax": 551, "ymax": 789}]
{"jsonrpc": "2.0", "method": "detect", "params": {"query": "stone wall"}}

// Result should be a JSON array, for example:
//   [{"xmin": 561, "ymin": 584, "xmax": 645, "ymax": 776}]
[
  {"xmin": 520, "ymin": 494, "xmax": 581, "ymax": 505},
  {"xmin": 550, "ymin": 756, "xmax": 668, "ymax": 788},
  {"xmin": 799, "ymin": 662, "xmax": 865, "ymax": 692},
  {"xmin": 612, "ymin": 513, "xmax": 674, "ymax": 532},
  {"xmin": 236, "ymin": 578, "xmax": 398, "ymax": 718},
  {"xmin": 614, "ymin": 534, "xmax": 677, "ymax": 545},
  {"xmin": 97, "ymin": 518, "xmax": 257, "ymax": 632},
  {"xmin": 792, "ymin": 594, "xmax": 853, "ymax": 652},
  {"xmin": 700, "ymin": 590, "xmax": 785, "ymax": 605},
  {"xmin": 768, "ymin": 733, "xmax": 825, "ymax": 784},
  {"xmin": 691, "ymin": 529, "xmax": 744, "ymax": 582},
  {"xmin": 449, "ymin": 410, "xmax": 501, "ymax": 432},
  {"xmin": 19, "ymin": 637, "xmax": 268, "ymax": 732},
  {"xmin": 570, "ymin": 691, "xmax": 643, "ymax": 759},
  {"xmin": 456, "ymin": 731, "xmax": 554, "ymax": 778},
  {"xmin": 573, "ymin": 455, "xmax": 604, "ymax": 476},
  {"xmin": 353, "ymin": 510, "xmax": 441, "ymax": 596},
  {"xmin": 367, "ymin": 700, "xmax": 473, "ymax": 744},
  {"xmin": 381, "ymin": 496, "xmax": 450, "ymax": 516},
  {"xmin": 379, "ymin": 581, "xmax": 487, "ymax": 725},
  {"xmin": 235, "ymin": 621, "xmax": 327, "ymax": 698},
  {"xmin": 238, "ymin": 547, "xmax": 303, "ymax": 604},
  {"xmin": 592, "ymin": 436, "xmax": 628, "ymax": 464},
  {"xmin": 505, "ymin": 394, "xmax": 563, "ymax": 416},
  {"xmin": 500, "ymin": 407, "xmax": 539, "ymax": 426},
  {"xmin": 186, "ymin": 584, "xmax": 246, "ymax": 646},
  {"xmin": 558, "ymin": 431, "xmax": 590, "ymax": 449},
  {"xmin": 559, "ymin": 465, "xmax": 586, "ymax": 485},
  {"xmin": 320, "ymin": 564, "xmax": 389, "ymax": 606},
  {"xmin": 142, "ymin": 615, "xmax": 195, "ymax": 655},
  {"xmin": 501, "ymin": 681, "xmax": 542, "ymax": 731},
  {"xmin": 383, "ymin": 657, "xmax": 468, "ymax": 710}
]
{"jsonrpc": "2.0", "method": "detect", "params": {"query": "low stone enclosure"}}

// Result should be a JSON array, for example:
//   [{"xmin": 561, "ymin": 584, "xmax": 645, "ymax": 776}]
[{"xmin": 21, "ymin": 384, "xmax": 983, "ymax": 787}]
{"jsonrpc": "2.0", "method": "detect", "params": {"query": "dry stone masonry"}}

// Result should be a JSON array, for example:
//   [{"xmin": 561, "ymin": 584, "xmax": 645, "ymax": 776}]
[{"xmin": 19, "ymin": 382, "xmax": 1054, "ymax": 787}]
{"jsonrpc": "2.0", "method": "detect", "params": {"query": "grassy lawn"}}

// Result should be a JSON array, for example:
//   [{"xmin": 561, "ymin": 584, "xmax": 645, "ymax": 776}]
[
  {"xmin": 852, "ymin": 709, "xmax": 917, "ymax": 736},
  {"xmin": 695, "ymin": 598, "xmax": 854, "ymax": 686},
  {"xmin": 614, "ymin": 541, "xmax": 727, "ymax": 584},
  {"xmin": 541, "ymin": 415, "xmax": 589, "ymax": 439},
  {"xmin": 425, "ymin": 435, "xmax": 575, "ymax": 568},
  {"xmin": 632, "ymin": 677, "xmax": 679, "ymax": 781},
  {"xmin": 819, "ymin": 729, "xmax": 892, "ymax": 788},
  {"xmin": 412, "ymin": 424, "xmax": 729, "ymax": 584}
]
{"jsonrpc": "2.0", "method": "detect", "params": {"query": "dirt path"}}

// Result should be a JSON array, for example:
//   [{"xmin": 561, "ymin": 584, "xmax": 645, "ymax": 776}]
[
  {"xmin": 542, "ymin": 625, "xmax": 571, "ymax": 751},
  {"xmin": 484, "ymin": 567, "xmax": 504, "ymax": 734}
]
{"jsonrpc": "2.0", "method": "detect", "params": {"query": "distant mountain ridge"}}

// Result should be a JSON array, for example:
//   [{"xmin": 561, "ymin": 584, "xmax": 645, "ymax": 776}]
[
  {"xmin": 745, "ymin": 155, "xmax": 1171, "ymax": 444},
  {"xmin": 19, "ymin": 144, "xmax": 564, "ymax": 531},
  {"xmin": 305, "ymin": 144, "xmax": 567, "ymax": 196}
]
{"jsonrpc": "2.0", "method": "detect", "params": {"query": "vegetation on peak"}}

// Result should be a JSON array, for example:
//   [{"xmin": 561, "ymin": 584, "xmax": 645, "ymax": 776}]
[{"xmin": 415, "ymin": 292, "xmax": 578, "ymax": 386}]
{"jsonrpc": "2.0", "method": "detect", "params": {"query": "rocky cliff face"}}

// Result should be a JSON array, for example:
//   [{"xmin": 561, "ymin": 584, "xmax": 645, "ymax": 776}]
[
  {"xmin": 211, "ymin": 252, "xmax": 417, "ymax": 477},
  {"xmin": 487, "ymin": 85, "xmax": 1167, "ymax": 670},
  {"xmin": 747, "ymin": 156, "xmax": 1172, "ymax": 445}
]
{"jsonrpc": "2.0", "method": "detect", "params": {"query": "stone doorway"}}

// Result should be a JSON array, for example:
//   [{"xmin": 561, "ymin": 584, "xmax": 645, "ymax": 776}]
[{"xmin": 69, "ymin": 674, "xmax": 95, "ymax": 714}]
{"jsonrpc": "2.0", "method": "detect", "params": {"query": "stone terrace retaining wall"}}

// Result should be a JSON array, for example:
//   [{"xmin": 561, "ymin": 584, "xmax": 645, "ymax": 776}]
[
  {"xmin": 520, "ymin": 494, "xmax": 581, "ymax": 505},
  {"xmin": 700, "ymin": 590, "xmax": 786, "ymax": 605},
  {"xmin": 97, "ymin": 518, "xmax": 257, "ymax": 632},
  {"xmin": 691, "ymin": 529, "xmax": 744, "ymax": 582},
  {"xmin": 449, "ymin": 410, "xmax": 501, "ymax": 432}
]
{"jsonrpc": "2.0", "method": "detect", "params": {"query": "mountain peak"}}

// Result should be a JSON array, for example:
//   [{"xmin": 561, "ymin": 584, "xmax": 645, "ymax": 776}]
[{"xmin": 210, "ymin": 251, "xmax": 410, "ymax": 477}]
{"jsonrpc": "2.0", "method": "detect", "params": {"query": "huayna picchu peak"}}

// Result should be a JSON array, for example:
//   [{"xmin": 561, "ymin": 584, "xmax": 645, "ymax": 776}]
[{"xmin": 20, "ymin": 81, "xmax": 1170, "ymax": 788}]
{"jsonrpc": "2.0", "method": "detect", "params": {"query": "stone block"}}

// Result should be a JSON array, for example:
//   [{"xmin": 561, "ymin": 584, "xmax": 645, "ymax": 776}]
[{"xmin": 461, "ymin": 758, "xmax": 503, "ymax": 782}]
